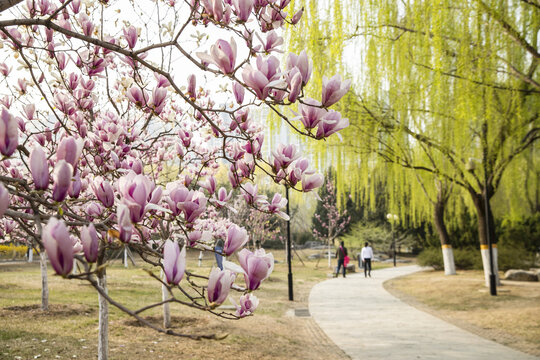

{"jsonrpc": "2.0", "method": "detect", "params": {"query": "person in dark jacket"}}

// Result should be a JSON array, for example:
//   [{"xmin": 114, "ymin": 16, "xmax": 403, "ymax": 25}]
[
  {"xmin": 215, "ymin": 238, "xmax": 224, "ymax": 270},
  {"xmin": 335, "ymin": 241, "xmax": 348, "ymax": 278}
]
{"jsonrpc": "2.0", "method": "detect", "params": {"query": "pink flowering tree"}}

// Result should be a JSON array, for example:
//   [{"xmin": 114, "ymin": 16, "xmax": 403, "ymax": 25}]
[
  {"xmin": 0, "ymin": 0, "xmax": 349, "ymax": 358},
  {"xmin": 312, "ymin": 179, "xmax": 351, "ymax": 268}
]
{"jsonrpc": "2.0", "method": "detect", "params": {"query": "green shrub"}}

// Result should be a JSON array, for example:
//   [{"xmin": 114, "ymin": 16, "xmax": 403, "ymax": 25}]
[
  {"xmin": 418, "ymin": 247, "xmax": 483, "ymax": 270},
  {"xmin": 417, "ymin": 248, "xmax": 443, "ymax": 270},
  {"xmin": 497, "ymin": 244, "xmax": 537, "ymax": 271},
  {"xmin": 453, "ymin": 248, "xmax": 483, "ymax": 270}
]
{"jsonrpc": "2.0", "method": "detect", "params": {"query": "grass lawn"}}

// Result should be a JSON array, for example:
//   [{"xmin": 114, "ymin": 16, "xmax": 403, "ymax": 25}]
[
  {"xmin": 384, "ymin": 269, "xmax": 540, "ymax": 357},
  {"xmin": 0, "ymin": 248, "xmax": 391, "ymax": 360}
]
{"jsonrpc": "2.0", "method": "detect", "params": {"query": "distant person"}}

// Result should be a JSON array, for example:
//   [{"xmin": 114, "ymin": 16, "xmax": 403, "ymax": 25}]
[
  {"xmin": 335, "ymin": 241, "xmax": 348, "ymax": 278},
  {"xmin": 215, "ymin": 238, "xmax": 224, "ymax": 270},
  {"xmin": 361, "ymin": 242, "xmax": 373, "ymax": 277}
]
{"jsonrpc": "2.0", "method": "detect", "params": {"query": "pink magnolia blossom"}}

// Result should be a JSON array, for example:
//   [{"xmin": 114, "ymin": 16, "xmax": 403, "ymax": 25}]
[
  {"xmin": 42, "ymin": 217, "xmax": 74, "ymax": 276},
  {"xmin": 235, "ymin": 293, "xmax": 259, "ymax": 317},
  {"xmin": 212, "ymin": 187, "xmax": 232, "ymax": 208},
  {"xmin": 182, "ymin": 191, "xmax": 207, "ymax": 224},
  {"xmin": 223, "ymin": 224, "xmax": 248, "ymax": 256},
  {"xmin": 315, "ymin": 111, "xmax": 349, "ymax": 139},
  {"xmin": 0, "ymin": 63, "xmax": 11, "ymax": 76},
  {"xmin": 117, "ymin": 171, "xmax": 155, "ymax": 223},
  {"xmin": 287, "ymin": 69, "xmax": 302, "ymax": 103},
  {"xmin": 0, "ymin": 108, "xmax": 19, "ymax": 157},
  {"xmin": 199, "ymin": 176, "xmax": 216, "ymax": 195},
  {"xmin": 232, "ymin": 81, "xmax": 244, "ymax": 104},
  {"xmin": 288, "ymin": 158, "xmax": 311, "ymax": 186},
  {"xmin": 117, "ymin": 204, "xmax": 133, "ymax": 243},
  {"xmin": 23, "ymin": 103, "xmax": 35, "ymax": 120},
  {"xmin": 242, "ymin": 56, "xmax": 281, "ymax": 99},
  {"xmin": 154, "ymin": 73, "xmax": 170, "ymax": 88},
  {"xmin": 0, "ymin": 182, "xmax": 9, "ymax": 217},
  {"xmin": 263, "ymin": 30, "xmax": 283, "ymax": 53},
  {"xmin": 52, "ymin": 160, "xmax": 73, "ymax": 202},
  {"xmin": 30, "ymin": 146, "xmax": 49, "ymax": 190},
  {"xmin": 241, "ymin": 183, "xmax": 265, "ymax": 205},
  {"xmin": 265, "ymin": 193, "xmax": 289, "ymax": 220},
  {"xmin": 237, "ymin": 248, "xmax": 274, "ymax": 290},
  {"xmin": 68, "ymin": 171, "xmax": 82, "ymax": 198},
  {"xmin": 286, "ymin": 51, "xmax": 312, "ymax": 85},
  {"xmin": 92, "ymin": 176, "xmax": 115, "ymax": 208},
  {"xmin": 81, "ymin": 223, "xmax": 98, "ymax": 263},
  {"xmin": 295, "ymin": 98, "xmax": 325, "ymax": 130},
  {"xmin": 123, "ymin": 26, "xmax": 138, "ymax": 49},
  {"xmin": 126, "ymin": 86, "xmax": 148, "ymax": 107},
  {"xmin": 196, "ymin": 38, "xmax": 237, "ymax": 74},
  {"xmin": 207, "ymin": 268, "xmax": 236, "ymax": 305},
  {"xmin": 163, "ymin": 240, "xmax": 186, "ymax": 285},
  {"xmin": 301, "ymin": 173, "xmax": 324, "ymax": 192},
  {"xmin": 150, "ymin": 87, "xmax": 167, "ymax": 114},
  {"xmin": 291, "ymin": 8, "xmax": 303, "ymax": 24},
  {"xmin": 165, "ymin": 182, "xmax": 190, "ymax": 217},
  {"xmin": 321, "ymin": 75, "xmax": 351, "ymax": 107},
  {"xmin": 272, "ymin": 143, "xmax": 300, "ymax": 172},
  {"xmin": 233, "ymin": 0, "xmax": 254, "ymax": 22},
  {"xmin": 86, "ymin": 202, "xmax": 103, "ymax": 219},
  {"xmin": 187, "ymin": 230, "xmax": 202, "ymax": 247},
  {"xmin": 56, "ymin": 136, "xmax": 84, "ymax": 169},
  {"xmin": 187, "ymin": 74, "xmax": 197, "ymax": 101}
]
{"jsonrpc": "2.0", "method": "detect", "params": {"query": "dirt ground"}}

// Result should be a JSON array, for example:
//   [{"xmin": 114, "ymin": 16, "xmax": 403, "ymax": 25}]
[
  {"xmin": 384, "ymin": 269, "xmax": 540, "ymax": 357},
  {"xmin": 0, "ymin": 251, "xmax": 351, "ymax": 360}
]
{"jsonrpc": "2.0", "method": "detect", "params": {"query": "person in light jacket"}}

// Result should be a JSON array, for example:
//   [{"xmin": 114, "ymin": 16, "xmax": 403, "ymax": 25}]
[{"xmin": 361, "ymin": 242, "xmax": 373, "ymax": 277}]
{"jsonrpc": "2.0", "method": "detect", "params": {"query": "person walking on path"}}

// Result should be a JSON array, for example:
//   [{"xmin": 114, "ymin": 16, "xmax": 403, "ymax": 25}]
[
  {"xmin": 361, "ymin": 242, "xmax": 373, "ymax": 277},
  {"xmin": 335, "ymin": 241, "xmax": 348, "ymax": 278},
  {"xmin": 215, "ymin": 238, "xmax": 224, "ymax": 270}
]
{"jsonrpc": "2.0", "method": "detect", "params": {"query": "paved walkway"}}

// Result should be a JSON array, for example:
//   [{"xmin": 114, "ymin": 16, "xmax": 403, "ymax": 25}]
[{"xmin": 309, "ymin": 265, "xmax": 539, "ymax": 360}]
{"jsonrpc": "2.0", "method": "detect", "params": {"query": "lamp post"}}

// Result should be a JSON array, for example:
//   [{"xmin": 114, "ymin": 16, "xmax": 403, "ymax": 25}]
[
  {"xmin": 285, "ymin": 186, "xmax": 293, "ymax": 301},
  {"xmin": 386, "ymin": 213, "xmax": 398, "ymax": 267}
]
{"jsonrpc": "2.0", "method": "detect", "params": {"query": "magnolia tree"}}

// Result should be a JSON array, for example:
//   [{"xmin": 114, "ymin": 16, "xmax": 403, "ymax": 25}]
[
  {"xmin": 312, "ymin": 180, "xmax": 350, "ymax": 268},
  {"xmin": 0, "ymin": 0, "xmax": 350, "ymax": 357}
]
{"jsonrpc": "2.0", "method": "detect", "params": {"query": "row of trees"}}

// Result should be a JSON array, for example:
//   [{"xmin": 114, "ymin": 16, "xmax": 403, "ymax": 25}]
[{"xmin": 286, "ymin": 0, "xmax": 539, "ymax": 281}]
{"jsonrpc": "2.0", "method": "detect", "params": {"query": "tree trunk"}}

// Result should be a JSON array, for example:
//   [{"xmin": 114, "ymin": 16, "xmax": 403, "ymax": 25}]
[
  {"xmin": 98, "ymin": 270, "xmax": 109, "ymax": 360},
  {"xmin": 161, "ymin": 270, "xmax": 171, "ymax": 328},
  {"xmin": 39, "ymin": 249, "xmax": 49, "ymax": 311},
  {"xmin": 471, "ymin": 191, "xmax": 500, "ymax": 286},
  {"xmin": 433, "ymin": 197, "xmax": 456, "ymax": 275}
]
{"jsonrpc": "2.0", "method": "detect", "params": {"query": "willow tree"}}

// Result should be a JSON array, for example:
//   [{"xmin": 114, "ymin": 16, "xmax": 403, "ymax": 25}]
[{"xmin": 287, "ymin": 0, "xmax": 540, "ymax": 283}]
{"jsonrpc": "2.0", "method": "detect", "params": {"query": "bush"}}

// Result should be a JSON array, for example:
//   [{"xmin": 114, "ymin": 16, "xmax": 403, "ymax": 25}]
[
  {"xmin": 0, "ymin": 244, "xmax": 35, "ymax": 259},
  {"xmin": 418, "ymin": 247, "xmax": 483, "ymax": 270},
  {"xmin": 498, "ymin": 244, "xmax": 537, "ymax": 271},
  {"xmin": 453, "ymin": 248, "xmax": 483, "ymax": 270},
  {"xmin": 417, "ymin": 248, "xmax": 443, "ymax": 270}
]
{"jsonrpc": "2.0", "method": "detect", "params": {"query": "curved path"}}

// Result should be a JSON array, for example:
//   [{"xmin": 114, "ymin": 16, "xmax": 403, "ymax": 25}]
[{"xmin": 308, "ymin": 265, "xmax": 539, "ymax": 360}]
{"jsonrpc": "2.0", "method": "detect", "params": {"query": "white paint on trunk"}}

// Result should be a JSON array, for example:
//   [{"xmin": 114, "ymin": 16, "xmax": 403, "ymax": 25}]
[
  {"xmin": 442, "ymin": 246, "xmax": 456, "ymax": 275},
  {"xmin": 198, "ymin": 251, "xmax": 203, "ymax": 267},
  {"xmin": 480, "ymin": 246, "xmax": 500, "ymax": 287},
  {"xmin": 124, "ymin": 247, "xmax": 128, "ymax": 268},
  {"xmin": 40, "ymin": 251, "xmax": 48, "ymax": 311},
  {"xmin": 28, "ymin": 247, "xmax": 33, "ymax": 262},
  {"xmin": 162, "ymin": 270, "xmax": 171, "ymax": 328},
  {"xmin": 327, "ymin": 242, "xmax": 331, "ymax": 268},
  {"xmin": 98, "ymin": 274, "xmax": 109, "ymax": 360}
]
